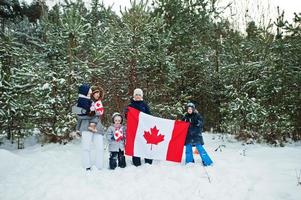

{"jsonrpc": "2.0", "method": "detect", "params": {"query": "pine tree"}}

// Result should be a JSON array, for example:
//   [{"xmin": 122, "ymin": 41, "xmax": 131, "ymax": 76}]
[
  {"xmin": 0, "ymin": 21, "xmax": 40, "ymax": 147},
  {"xmin": 34, "ymin": 0, "xmax": 92, "ymax": 139}
]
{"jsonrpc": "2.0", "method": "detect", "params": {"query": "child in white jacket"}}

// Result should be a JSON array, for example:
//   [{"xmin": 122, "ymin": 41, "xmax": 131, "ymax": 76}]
[{"xmin": 106, "ymin": 113, "xmax": 126, "ymax": 170}]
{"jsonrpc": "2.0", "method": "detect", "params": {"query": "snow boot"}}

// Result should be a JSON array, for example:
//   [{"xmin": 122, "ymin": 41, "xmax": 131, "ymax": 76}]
[
  {"xmin": 144, "ymin": 158, "xmax": 153, "ymax": 165},
  {"xmin": 109, "ymin": 158, "xmax": 117, "ymax": 170},
  {"xmin": 118, "ymin": 155, "xmax": 126, "ymax": 168},
  {"xmin": 132, "ymin": 156, "xmax": 141, "ymax": 166}
]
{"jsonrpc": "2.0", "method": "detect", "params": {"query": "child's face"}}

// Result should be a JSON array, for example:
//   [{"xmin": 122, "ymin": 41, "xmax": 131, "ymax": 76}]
[
  {"xmin": 93, "ymin": 92, "xmax": 100, "ymax": 100},
  {"xmin": 114, "ymin": 116, "xmax": 122, "ymax": 125},
  {"xmin": 134, "ymin": 94, "xmax": 142, "ymax": 101},
  {"xmin": 187, "ymin": 107, "xmax": 193, "ymax": 114}
]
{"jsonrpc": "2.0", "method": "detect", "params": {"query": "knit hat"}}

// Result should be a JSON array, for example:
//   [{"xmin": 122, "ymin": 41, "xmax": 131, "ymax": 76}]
[
  {"xmin": 78, "ymin": 84, "xmax": 91, "ymax": 96},
  {"xmin": 112, "ymin": 112, "xmax": 123, "ymax": 124},
  {"xmin": 133, "ymin": 88, "xmax": 143, "ymax": 98},
  {"xmin": 186, "ymin": 102, "xmax": 196, "ymax": 111}
]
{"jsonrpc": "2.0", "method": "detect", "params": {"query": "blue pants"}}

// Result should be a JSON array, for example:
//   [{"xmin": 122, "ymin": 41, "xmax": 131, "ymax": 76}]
[{"xmin": 185, "ymin": 144, "xmax": 205, "ymax": 164}]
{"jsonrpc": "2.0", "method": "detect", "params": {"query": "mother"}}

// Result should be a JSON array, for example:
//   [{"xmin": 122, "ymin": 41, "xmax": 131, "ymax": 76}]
[{"xmin": 77, "ymin": 84, "xmax": 105, "ymax": 170}]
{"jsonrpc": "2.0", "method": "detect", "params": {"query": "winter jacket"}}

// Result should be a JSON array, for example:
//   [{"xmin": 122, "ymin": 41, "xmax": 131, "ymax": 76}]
[
  {"xmin": 106, "ymin": 125, "xmax": 126, "ymax": 152},
  {"xmin": 182, "ymin": 112, "xmax": 204, "ymax": 145},
  {"xmin": 126, "ymin": 98, "xmax": 151, "ymax": 117},
  {"xmin": 77, "ymin": 84, "xmax": 92, "ymax": 116},
  {"xmin": 77, "ymin": 114, "xmax": 105, "ymax": 135}
]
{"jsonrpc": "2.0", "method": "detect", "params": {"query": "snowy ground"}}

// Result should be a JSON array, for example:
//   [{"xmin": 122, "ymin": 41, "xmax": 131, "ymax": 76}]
[{"xmin": 1, "ymin": 133, "xmax": 301, "ymax": 200}]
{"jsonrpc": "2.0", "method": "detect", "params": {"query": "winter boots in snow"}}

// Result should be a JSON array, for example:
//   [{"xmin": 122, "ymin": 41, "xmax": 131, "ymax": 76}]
[
  {"xmin": 109, "ymin": 157, "xmax": 117, "ymax": 170},
  {"xmin": 109, "ymin": 150, "xmax": 126, "ymax": 170},
  {"xmin": 118, "ymin": 155, "xmax": 126, "ymax": 168},
  {"xmin": 132, "ymin": 156, "xmax": 141, "ymax": 166},
  {"xmin": 132, "ymin": 156, "xmax": 153, "ymax": 166}
]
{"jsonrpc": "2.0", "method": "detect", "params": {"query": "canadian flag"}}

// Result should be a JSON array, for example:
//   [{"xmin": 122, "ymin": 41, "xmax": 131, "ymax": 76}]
[
  {"xmin": 114, "ymin": 128, "xmax": 123, "ymax": 142},
  {"xmin": 95, "ymin": 100, "xmax": 104, "ymax": 115},
  {"xmin": 125, "ymin": 107, "xmax": 189, "ymax": 163}
]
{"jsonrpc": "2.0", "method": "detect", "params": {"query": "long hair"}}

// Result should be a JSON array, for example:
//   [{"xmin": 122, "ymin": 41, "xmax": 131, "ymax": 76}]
[{"xmin": 91, "ymin": 86, "xmax": 104, "ymax": 102}]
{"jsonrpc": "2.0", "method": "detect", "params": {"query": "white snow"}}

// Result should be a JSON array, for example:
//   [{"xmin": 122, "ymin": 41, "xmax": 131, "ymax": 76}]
[
  {"xmin": 41, "ymin": 83, "xmax": 50, "ymax": 90},
  {"xmin": 1, "ymin": 133, "xmax": 300, "ymax": 200}
]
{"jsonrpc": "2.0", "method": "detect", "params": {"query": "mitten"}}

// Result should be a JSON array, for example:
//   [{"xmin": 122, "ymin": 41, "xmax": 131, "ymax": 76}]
[{"xmin": 90, "ymin": 102, "xmax": 96, "ymax": 111}]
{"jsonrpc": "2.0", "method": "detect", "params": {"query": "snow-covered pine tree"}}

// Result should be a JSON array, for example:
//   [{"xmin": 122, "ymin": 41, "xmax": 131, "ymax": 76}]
[
  {"xmin": 93, "ymin": 0, "xmax": 175, "ymax": 119},
  {"xmin": 0, "ymin": 20, "xmax": 40, "ymax": 147},
  {"xmin": 81, "ymin": 0, "xmax": 120, "ymax": 123},
  {"xmin": 34, "ymin": 1, "xmax": 92, "ymax": 141},
  {"xmin": 120, "ymin": 0, "xmax": 179, "ymax": 118},
  {"xmin": 152, "ymin": 0, "xmax": 224, "ymax": 122},
  {"xmin": 220, "ymin": 15, "xmax": 301, "ymax": 145}
]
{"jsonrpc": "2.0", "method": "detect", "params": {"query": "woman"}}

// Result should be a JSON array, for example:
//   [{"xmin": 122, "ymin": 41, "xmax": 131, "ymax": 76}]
[
  {"xmin": 78, "ymin": 85, "xmax": 105, "ymax": 170},
  {"xmin": 125, "ymin": 88, "xmax": 153, "ymax": 166}
]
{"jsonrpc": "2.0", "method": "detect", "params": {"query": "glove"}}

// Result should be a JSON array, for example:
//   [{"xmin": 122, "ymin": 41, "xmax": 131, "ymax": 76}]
[{"xmin": 90, "ymin": 105, "xmax": 95, "ymax": 112}]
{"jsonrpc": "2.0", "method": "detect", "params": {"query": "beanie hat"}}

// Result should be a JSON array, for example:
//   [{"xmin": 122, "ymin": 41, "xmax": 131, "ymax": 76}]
[
  {"xmin": 112, "ymin": 112, "xmax": 123, "ymax": 124},
  {"xmin": 133, "ymin": 88, "xmax": 143, "ymax": 98},
  {"xmin": 78, "ymin": 84, "xmax": 91, "ymax": 96},
  {"xmin": 186, "ymin": 102, "xmax": 196, "ymax": 111}
]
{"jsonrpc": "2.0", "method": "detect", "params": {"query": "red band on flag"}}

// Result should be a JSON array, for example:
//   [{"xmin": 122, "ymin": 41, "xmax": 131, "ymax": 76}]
[
  {"xmin": 166, "ymin": 120, "xmax": 189, "ymax": 162},
  {"xmin": 125, "ymin": 107, "xmax": 140, "ymax": 156}
]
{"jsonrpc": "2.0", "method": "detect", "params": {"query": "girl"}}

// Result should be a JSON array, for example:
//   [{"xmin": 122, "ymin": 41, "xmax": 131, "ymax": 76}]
[
  {"xmin": 107, "ymin": 113, "xmax": 126, "ymax": 170},
  {"xmin": 182, "ymin": 102, "xmax": 205, "ymax": 164}
]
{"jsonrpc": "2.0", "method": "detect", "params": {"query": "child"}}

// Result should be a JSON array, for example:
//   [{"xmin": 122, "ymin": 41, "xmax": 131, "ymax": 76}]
[
  {"xmin": 125, "ymin": 88, "xmax": 152, "ymax": 166},
  {"xmin": 182, "ymin": 102, "xmax": 205, "ymax": 164},
  {"xmin": 75, "ymin": 83, "xmax": 93, "ymax": 132},
  {"xmin": 88, "ymin": 87, "xmax": 105, "ymax": 133},
  {"xmin": 106, "ymin": 113, "xmax": 126, "ymax": 170}
]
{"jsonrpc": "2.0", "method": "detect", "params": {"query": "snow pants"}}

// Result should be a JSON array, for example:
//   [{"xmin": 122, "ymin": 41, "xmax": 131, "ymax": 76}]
[
  {"xmin": 185, "ymin": 143, "xmax": 205, "ymax": 164},
  {"xmin": 109, "ymin": 149, "xmax": 126, "ymax": 170},
  {"xmin": 82, "ymin": 131, "xmax": 104, "ymax": 169}
]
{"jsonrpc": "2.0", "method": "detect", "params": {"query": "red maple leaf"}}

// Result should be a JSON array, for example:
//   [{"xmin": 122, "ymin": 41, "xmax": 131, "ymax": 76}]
[{"xmin": 143, "ymin": 126, "xmax": 165, "ymax": 150}]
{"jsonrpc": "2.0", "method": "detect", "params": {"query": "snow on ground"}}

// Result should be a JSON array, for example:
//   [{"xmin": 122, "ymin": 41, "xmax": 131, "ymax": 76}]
[{"xmin": 1, "ymin": 133, "xmax": 300, "ymax": 200}]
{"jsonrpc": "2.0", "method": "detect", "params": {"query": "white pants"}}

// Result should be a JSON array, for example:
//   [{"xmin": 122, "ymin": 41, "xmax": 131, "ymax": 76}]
[{"xmin": 82, "ymin": 131, "xmax": 104, "ymax": 169}]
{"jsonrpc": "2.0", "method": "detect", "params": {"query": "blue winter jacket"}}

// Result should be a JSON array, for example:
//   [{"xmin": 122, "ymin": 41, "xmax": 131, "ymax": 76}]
[{"xmin": 77, "ymin": 84, "xmax": 92, "ymax": 115}]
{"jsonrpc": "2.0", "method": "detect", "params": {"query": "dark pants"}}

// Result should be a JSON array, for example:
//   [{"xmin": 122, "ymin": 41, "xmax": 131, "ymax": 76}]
[
  {"xmin": 132, "ymin": 156, "xmax": 153, "ymax": 166},
  {"xmin": 109, "ymin": 149, "xmax": 126, "ymax": 170}
]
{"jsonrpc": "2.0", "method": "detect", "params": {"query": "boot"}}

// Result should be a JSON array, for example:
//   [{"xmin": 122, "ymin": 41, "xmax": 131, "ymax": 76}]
[{"xmin": 118, "ymin": 155, "xmax": 126, "ymax": 168}]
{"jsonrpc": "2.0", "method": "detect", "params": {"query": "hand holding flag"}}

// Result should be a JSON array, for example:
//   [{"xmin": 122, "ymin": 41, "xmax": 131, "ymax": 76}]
[{"xmin": 114, "ymin": 128, "xmax": 123, "ymax": 142}]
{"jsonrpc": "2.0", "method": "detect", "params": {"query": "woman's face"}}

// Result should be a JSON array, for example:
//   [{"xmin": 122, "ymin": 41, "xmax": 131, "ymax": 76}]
[
  {"xmin": 93, "ymin": 92, "xmax": 100, "ymax": 100},
  {"xmin": 134, "ymin": 94, "xmax": 142, "ymax": 101},
  {"xmin": 187, "ymin": 107, "xmax": 193, "ymax": 114},
  {"xmin": 114, "ymin": 116, "xmax": 122, "ymax": 125}
]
